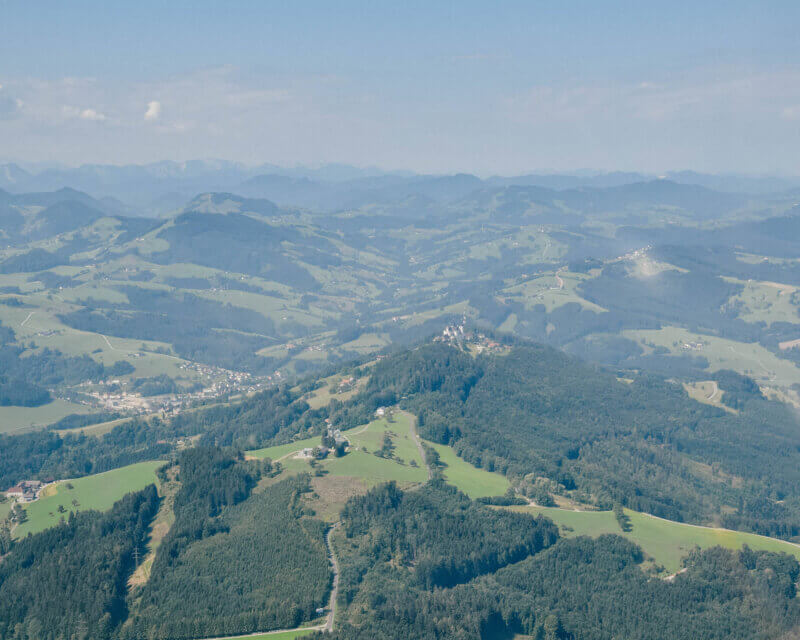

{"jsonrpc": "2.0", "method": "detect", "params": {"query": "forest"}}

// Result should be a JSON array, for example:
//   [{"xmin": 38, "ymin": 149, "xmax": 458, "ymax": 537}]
[
  {"xmin": 317, "ymin": 483, "xmax": 800, "ymax": 640},
  {"xmin": 358, "ymin": 341, "xmax": 800, "ymax": 537},
  {"xmin": 0, "ymin": 486, "xmax": 159, "ymax": 640}
]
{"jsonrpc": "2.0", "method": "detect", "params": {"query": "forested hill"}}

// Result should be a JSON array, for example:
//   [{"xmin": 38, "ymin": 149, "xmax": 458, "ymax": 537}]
[
  {"xmin": 319, "ymin": 482, "xmax": 800, "ymax": 640},
  {"xmin": 352, "ymin": 340, "xmax": 800, "ymax": 536},
  {"xmin": 5, "ymin": 333, "xmax": 800, "ymax": 541}
]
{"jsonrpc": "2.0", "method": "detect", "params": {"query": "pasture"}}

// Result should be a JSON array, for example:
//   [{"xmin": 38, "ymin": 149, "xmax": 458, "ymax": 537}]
[
  {"xmin": 500, "ymin": 270, "xmax": 607, "ymax": 314},
  {"xmin": 0, "ymin": 399, "xmax": 94, "ymax": 434},
  {"xmin": 424, "ymin": 441, "xmax": 510, "ymax": 498},
  {"xmin": 14, "ymin": 460, "xmax": 163, "ymax": 538},
  {"xmin": 514, "ymin": 505, "xmax": 800, "ymax": 574},
  {"xmin": 249, "ymin": 412, "xmax": 427, "ymax": 486},
  {"xmin": 727, "ymin": 278, "xmax": 799, "ymax": 325},
  {"xmin": 625, "ymin": 325, "xmax": 800, "ymax": 389}
]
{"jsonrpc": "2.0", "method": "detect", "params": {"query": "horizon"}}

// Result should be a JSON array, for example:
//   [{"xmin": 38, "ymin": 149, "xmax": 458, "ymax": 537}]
[
  {"xmin": 2, "ymin": 1, "xmax": 799, "ymax": 175},
  {"xmin": 2, "ymin": 158, "xmax": 800, "ymax": 183}
]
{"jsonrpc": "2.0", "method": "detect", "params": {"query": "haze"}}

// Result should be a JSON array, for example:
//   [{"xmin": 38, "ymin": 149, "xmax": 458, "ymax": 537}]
[{"xmin": 1, "ymin": 0, "xmax": 799, "ymax": 175}]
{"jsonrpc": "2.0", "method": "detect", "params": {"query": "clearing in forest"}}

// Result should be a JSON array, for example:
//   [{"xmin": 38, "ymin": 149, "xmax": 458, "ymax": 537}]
[
  {"xmin": 424, "ymin": 441, "xmax": 510, "ymax": 498},
  {"xmin": 248, "ymin": 411, "xmax": 427, "ymax": 486},
  {"xmin": 14, "ymin": 460, "xmax": 163, "ymax": 538},
  {"xmin": 514, "ymin": 504, "xmax": 800, "ymax": 574}
]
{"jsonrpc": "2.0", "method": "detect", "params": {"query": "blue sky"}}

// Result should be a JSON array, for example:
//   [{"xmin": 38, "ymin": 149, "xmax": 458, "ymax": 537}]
[{"xmin": 1, "ymin": 0, "xmax": 799, "ymax": 174}]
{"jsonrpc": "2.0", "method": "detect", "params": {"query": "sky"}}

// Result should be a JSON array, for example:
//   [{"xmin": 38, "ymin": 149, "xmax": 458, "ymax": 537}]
[{"xmin": 1, "ymin": 0, "xmax": 799, "ymax": 175}]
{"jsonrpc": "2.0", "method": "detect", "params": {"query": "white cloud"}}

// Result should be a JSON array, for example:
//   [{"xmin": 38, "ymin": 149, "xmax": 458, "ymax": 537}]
[
  {"xmin": 144, "ymin": 100, "xmax": 162, "ymax": 121},
  {"xmin": 782, "ymin": 105, "xmax": 800, "ymax": 121},
  {"xmin": 79, "ymin": 108, "xmax": 105, "ymax": 121}
]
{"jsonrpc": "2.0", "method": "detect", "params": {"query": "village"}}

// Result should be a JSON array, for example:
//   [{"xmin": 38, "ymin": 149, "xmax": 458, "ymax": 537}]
[{"xmin": 68, "ymin": 362, "xmax": 278, "ymax": 416}]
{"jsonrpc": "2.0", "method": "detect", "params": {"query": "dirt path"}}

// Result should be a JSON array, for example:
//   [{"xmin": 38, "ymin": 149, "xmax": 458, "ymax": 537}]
[
  {"xmin": 20, "ymin": 311, "xmax": 34, "ymax": 327},
  {"xmin": 196, "ymin": 623, "xmax": 324, "ymax": 639},
  {"xmin": 102, "ymin": 334, "xmax": 121, "ymax": 351},
  {"xmin": 407, "ymin": 412, "xmax": 432, "ymax": 480}
]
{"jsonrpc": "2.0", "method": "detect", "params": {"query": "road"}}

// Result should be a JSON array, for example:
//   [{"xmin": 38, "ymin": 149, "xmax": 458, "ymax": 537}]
[
  {"xmin": 554, "ymin": 268, "xmax": 565, "ymax": 290},
  {"xmin": 20, "ymin": 311, "xmax": 34, "ymax": 327},
  {"xmin": 324, "ymin": 522, "xmax": 341, "ymax": 632}
]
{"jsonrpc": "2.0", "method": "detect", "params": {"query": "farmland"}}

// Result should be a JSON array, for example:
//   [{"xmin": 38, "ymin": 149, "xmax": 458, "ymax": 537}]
[
  {"xmin": 14, "ymin": 460, "xmax": 163, "ymax": 538},
  {"xmin": 514, "ymin": 505, "xmax": 800, "ymax": 574}
]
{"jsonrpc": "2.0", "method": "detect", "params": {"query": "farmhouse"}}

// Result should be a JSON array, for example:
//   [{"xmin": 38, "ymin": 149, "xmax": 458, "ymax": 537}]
[{"xmin": 6, "ymin": 480, "xmax": 44, "ymax": 502}]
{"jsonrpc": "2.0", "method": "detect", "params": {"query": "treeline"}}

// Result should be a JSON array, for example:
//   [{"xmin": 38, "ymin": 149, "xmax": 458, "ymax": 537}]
[
  {"xmin": 124, "ymin": 450, "xmax": 330, "ymax": 639},
  {"xmin": 168, "ymin": 386, "xmax": 311, "ymax": 449},
  {"xmin": 0, "ymin": 485, "xmax": 159, "ymax": 640},
  {"xmin": 0, "ymin": 419, "xmax": 171, "ymax": 490},
  {"xmin": 0, "ymin": 375, "xmax": 51, "ymax": 407},
  {"xmin": 318, "ymin": 482, "xmax": 800, "ymax": 640}
]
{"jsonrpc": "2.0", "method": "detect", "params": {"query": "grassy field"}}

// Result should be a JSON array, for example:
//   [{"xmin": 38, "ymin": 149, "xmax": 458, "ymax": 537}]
[
  {"xmin": 299, "ymin": 376, "xmax": 367, "ymax": 411},
  {"xmin": 0, "ymin": 399, "xmax": 94, "ymax": 434},
  {"xmin": 129, "ymin": 466, "xmax": 179, "ymax": 588},
  {"xmin": 625, "ymin": 325, "xmax": 800, "ymax": 389},
  {"xmin": 727, "ymin": 278, "xmax": 799, "ymax": 325},
  {"xmin": 249, "ymin": 412, "xmax": 427, "ymax": 486},
  {"xmin": 682, "ymin": 380, "xmax": 735, "ymax": 413},
  {"xmin": 424, "ymin": 441, "xmax": 510, "ymax": 498},
  {"xmin": 500, "ymin": 270, "xmax": 606, "ymax": 313},
  {"xmin": 14, "ymin": 460, "xmax": 163, "ymax": 538},
  {"xmin": 513, "ymin": 505, "xmax": 800, "ymax": 574}
]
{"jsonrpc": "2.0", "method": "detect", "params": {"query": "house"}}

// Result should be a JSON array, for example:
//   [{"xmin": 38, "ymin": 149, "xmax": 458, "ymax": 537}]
[
  {"xmin": 375, "ymin": 407, "xmax": 386, "ymax": 417},
  {"xmin": 6, "ymin": 480, "xmax": 43, "ymax": 502}
]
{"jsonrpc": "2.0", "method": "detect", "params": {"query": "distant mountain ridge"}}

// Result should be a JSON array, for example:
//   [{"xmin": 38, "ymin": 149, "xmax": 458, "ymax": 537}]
[{"xmin": 2, "ymin": 160, "xmax": 798, "ymax": 216}]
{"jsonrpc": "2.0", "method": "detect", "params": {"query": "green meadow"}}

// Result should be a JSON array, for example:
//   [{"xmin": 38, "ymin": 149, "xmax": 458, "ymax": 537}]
[
  {"xmin": 514, "ymin": 505, "xmax": 800, "ymax": 574},
  {"xmin": 425, "ymin": 441, "xmax": 510, "ymax": 498},
  {"xmin": 249, "ymin": 412, "xmax": 427, "ymax": 485},
  {"xmin": 0, "ymin": 399, "xmax": 94, "ymax": 434},
  {"xmin": 14, "ymin": 460, "xmax": 163, "ymax": 538},
  {"xmin": 624, "ymin": 325, "xmax": 800, "ymax": 389}
]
